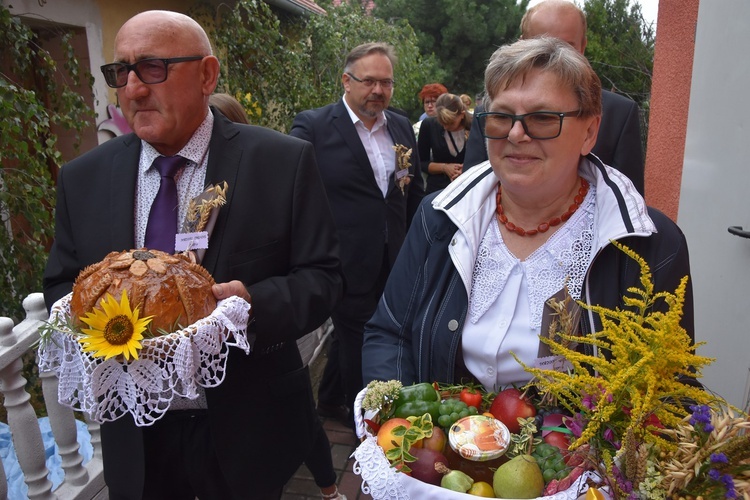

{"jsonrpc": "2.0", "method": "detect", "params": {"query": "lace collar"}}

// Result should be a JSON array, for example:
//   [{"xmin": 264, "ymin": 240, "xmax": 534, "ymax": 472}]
[{"xmin": 468, "ymin": 186, "xmax": 596, "ymax": 327}]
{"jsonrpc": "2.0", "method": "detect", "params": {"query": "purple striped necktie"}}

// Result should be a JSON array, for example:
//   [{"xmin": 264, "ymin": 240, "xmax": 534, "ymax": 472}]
[{"xmin": 144, "ymin": 155, "xmax": 186, "ymax": 253}]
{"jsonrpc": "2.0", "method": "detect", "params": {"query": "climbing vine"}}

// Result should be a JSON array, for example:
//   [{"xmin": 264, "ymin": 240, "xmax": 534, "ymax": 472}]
[
  {"xmin": 0, "ymin": 5, "xmax": 94, "ymax": 321},
  {"xmin": 0, "ymin": 5, "xmax": 94, "ymax": 421}
]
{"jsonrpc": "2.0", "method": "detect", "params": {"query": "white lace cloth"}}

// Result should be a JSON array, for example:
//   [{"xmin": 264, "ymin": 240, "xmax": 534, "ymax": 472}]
[
  {"xmin": 38, "ymin": 293, "xmax": 251, "ymax": 426},
  {"xmin": 352, "ymin": 388, "xmax": 605, "ymax": 500}
]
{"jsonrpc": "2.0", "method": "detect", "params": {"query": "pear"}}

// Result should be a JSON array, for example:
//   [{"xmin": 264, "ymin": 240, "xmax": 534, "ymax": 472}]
[
  {"xmin": 492, "ymin": 454, "xmax": 544, "ymax": 499},
  {"xmin": 435, "ymin": 462, "xmax": 474, "ymax": 493}
]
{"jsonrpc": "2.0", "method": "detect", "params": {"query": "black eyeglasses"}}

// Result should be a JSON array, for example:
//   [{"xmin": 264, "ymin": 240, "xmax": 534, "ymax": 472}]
[
  {"xmin": 476, "ymin": 110, "xmax": 581, "ymax": 140},
  {"xmin": 346, "ymin": 72, "xmax": 395, "ymax": 89},
  {"xmin": 100, "ymin": 56, "xmax": 204, "ymax": 88}
]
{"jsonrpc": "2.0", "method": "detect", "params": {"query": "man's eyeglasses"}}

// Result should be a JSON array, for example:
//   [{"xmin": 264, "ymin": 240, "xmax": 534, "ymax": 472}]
[
  {"xmin": 346, "ymin": 72, "xmax": 395, "ymax": 89},
  {"xmin": 476, "ymin": 110, "xmax": 581, "ymax": 140},
  {"xmin": 101, "ymin": 56, "xmax": 204, "ymax": 88}
]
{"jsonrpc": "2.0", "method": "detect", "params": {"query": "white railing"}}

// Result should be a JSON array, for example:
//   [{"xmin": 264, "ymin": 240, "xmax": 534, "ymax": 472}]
[
  {"xmin": 0, "ymin": 293, "xmax": 106, "ymax": 500},
  {"xmin": 0, "ymin": 292, "xmax": 332, "ymax": 500}
]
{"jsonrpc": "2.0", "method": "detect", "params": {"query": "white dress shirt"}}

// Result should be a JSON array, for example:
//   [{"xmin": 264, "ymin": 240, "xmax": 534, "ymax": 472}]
[{"xmin": 342, "ymin": 96, "xmax": 395, "ymax": 197}]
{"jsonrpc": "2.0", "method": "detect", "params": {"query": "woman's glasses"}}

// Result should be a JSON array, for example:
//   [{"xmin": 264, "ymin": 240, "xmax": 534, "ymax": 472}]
[{"xmin": 477, "ymin": 110, "xmax": 581, "ymax": 140}]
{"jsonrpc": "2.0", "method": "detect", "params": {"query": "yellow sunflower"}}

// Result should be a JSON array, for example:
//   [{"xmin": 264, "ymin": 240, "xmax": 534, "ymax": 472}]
[{"xmin": 77, "ymin": 290, "xmax": 153, "ymax": 361}]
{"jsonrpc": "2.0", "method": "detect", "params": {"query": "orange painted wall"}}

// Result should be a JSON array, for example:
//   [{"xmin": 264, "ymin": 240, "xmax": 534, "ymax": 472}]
[{"xmin": 645, "ymin": 0, "xmax": 700, "ymax": 220}]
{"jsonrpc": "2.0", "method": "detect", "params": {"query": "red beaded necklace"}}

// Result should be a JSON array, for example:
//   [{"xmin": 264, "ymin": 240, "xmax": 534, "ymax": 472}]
[{"xmin": 495, "ymin": 177, "xmax": 590, "ymax": 237}]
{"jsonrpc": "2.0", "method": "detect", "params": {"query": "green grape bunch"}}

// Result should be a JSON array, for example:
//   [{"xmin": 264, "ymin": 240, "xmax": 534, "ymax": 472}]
[
  {"xmin": 437, "ymin": 399, "xmax": 479, "ymax": 429},
  {"xmin": 532, "ymin": 442, "xmax": 570, "ymax": 483}
]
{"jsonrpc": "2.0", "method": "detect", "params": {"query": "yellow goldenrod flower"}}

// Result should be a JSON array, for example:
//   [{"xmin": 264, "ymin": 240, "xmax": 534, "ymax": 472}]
[{"xmin": 515, "ymin": 241, "xmax": 714, "ymax": 460}]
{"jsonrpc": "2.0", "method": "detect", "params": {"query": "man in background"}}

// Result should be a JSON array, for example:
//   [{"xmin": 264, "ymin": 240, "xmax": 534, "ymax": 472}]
[
  {"xmin": 464, "ymin": 0, "xmax": 645, "ymax": 196},
  {"xmin": 290, "ymin": 42, "xmax": 424, "ymax": 428}
]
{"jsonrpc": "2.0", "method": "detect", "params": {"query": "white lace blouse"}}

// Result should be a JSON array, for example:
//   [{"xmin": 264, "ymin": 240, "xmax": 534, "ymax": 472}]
[{"xmin": 462, "ymin": 186, "xmax": 596, "ymax": 392}]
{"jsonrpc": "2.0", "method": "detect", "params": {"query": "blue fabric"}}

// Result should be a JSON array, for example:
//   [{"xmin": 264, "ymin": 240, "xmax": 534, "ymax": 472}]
[{"xmin": 0, "ymin": 417, "xmax": 93, "ymax": 499}]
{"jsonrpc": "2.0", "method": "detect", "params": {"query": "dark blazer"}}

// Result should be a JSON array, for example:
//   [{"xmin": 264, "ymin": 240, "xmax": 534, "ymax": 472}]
[
  {"xmin": 418, "ymin": 116, "xmax": 467, "ymax": 194},
  {"xmin": 463, "ymin": 90, "xmax": 645, "ymax": 195},
  {"xmin": 289, "ymin": 99, "xmax": 424, "ymax": 297},
  {"xmin": 43, "ymin": 110, "xmax": 344, "ymax": 498}
]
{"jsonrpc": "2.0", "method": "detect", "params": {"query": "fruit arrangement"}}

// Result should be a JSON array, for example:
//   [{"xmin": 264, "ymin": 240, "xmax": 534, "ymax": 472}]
[
  {"xmin": 360, "ymin": 380, "xmax": 598, "ymax": 499},
  {"xmin": 356, "ymin": 246, "xmax": 750, "ymax": 499}
]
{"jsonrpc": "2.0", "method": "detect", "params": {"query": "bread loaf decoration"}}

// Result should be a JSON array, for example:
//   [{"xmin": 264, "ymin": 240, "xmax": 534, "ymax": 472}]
[{"xmin": 70, "ymin": 249, "xmax": 217, "ymax": 334}]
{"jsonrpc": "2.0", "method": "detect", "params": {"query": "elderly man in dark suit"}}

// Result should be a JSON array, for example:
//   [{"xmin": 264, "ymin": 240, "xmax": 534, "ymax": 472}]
[
  {"xmin": 43, "ymin": 10, "xmax": 343, "ymax": 500},
  {"xmin": 464, "ymin": 0, "xmax": 645, "ymax": 196},
  {"xmin": 290, "ymin": 42, "xmax": 424, "ymax": 427}
]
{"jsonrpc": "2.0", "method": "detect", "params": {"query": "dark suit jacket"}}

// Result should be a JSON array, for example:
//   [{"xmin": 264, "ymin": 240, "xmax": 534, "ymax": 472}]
[
  {"xmin": 463, "ymin": 90, "xmax": 645, "ymax": 195},
  {"xmin": 289, "ymin": 99, "xmax": 424, "ymax": 298},
  {"xmin": 43, "ymin": 110, "xmax": 344, "ymax": 498}
]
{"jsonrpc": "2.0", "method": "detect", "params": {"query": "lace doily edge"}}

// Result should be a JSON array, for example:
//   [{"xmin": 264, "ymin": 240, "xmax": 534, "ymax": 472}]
[{"xmin": 38, "ymin": 294, "xmax": 251, "ymax": 426}]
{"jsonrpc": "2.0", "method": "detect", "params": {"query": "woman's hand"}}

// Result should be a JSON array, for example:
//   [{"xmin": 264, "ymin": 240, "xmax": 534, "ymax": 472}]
[
  {"xmin": 446, "ymin": 163, "xmax": 463, "ymax": 181},
  {"xmin": 432, "ymin": 162, "xmax": 463, "ymax": 180}
]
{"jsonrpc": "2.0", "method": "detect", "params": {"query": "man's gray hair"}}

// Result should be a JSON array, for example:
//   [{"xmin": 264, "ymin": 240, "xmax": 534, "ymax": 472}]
[
  {"xmin": 343, "ymin": 42, "xmax": 397, "ymax": 73},
  {"xmin": 483, "ymin": 37, "xmax": 601, "ymax": 117}
]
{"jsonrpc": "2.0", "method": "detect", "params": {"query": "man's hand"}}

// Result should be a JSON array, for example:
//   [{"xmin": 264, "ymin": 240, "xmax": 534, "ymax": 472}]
[{"xmin": 212, "ymin": 280, "xmax": 252, "ymax": 304}]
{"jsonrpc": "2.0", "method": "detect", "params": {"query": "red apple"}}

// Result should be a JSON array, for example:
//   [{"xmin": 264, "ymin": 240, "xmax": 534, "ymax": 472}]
[
  {"xmin": 408, "ymin": 446, "xmax": 448, "ymax": 485},
  {"xmin": 420, "ymin": 426, "xmax": 447, "ymax": 453},
  {"xmin": 541, "ymin": 413, "xmax": 571, "ymax": 452},
  {"xmin": 543, "ymin": 431, "xmax": 571, "ymax": 452},
  {"xmin": 488, "ymin": 388, "xmax": 536, "ymax": 434}
]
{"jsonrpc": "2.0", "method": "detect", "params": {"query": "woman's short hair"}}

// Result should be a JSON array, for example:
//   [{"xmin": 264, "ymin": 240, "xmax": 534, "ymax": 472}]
[
  {"xmin": 209, "ymin": 93, "xmax": 249, "ymax": 124},
  {"xmin": 418, "ymin": 83, "xmax": 449, "ymax": 102},
  {"xmin": 435, "ymin": 93, "xmax": 472, "ymax": 130},
  {"xmin": 483, "ymin": 37, "xmax": 601, "ymax": 117}
]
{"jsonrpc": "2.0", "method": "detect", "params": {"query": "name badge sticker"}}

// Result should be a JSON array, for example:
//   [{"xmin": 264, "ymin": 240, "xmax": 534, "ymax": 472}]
[
  {"xmin": 396, "ymin": 168, "xmax": 410, "ymax": 180},
  {"xmin": 175, "ymin": 231, "xmax": 209, "ymax": 251},
  {"xmin": 534, "ymin": 355, "xmax": 573, "ymax": 373}
]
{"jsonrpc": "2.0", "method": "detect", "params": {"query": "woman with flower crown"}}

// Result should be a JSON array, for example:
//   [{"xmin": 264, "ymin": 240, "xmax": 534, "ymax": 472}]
[{"xmin": 362, "ymin": 37, "xmax": 694, "ymax": 393}]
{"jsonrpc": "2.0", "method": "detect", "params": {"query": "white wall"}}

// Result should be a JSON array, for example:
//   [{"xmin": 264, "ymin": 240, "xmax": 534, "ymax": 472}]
[{"xmin": 678, "ymin": 0, "xmax": 750, "ymax": 409}]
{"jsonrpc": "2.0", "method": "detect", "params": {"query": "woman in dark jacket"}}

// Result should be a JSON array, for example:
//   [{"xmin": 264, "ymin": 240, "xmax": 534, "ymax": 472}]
[
  {"xmin": 418, "ymin": 93, "xmax": 472, "ymax": 194},
  {"xmin": 362, "ymin": 38, "xmax": 694, "ymax": 392}
]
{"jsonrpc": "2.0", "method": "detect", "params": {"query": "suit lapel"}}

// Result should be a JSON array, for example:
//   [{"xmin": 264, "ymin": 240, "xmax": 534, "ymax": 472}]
[
  {"xmin": 201, "ymin": 111, "xmax": 242, "ymax": 275},
  {"xmin": 110, "ymin": 135, "xmax": 140, "ymax": 251}
]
